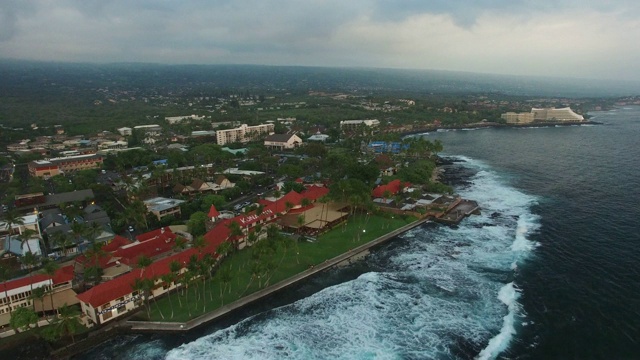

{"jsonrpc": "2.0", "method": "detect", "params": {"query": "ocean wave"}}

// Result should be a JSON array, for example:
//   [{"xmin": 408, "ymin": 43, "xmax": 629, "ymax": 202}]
[
  {"xmin": 477, "ymin": 282, "xmax": 521, "ymax": 360},
  {"xmin": 165, "ymin": 157, "xmax": 539, "ymax": 360}
]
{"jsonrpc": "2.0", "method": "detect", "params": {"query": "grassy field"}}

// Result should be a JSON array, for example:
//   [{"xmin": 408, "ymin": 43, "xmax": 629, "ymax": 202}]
[{"xmin": 142, "ymin": 213, "xmax": 416, "ymax": 322}]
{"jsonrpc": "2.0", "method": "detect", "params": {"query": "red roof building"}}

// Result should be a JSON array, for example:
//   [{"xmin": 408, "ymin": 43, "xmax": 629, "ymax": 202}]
[
  {"xmin": 208, "ymin": 204, "xmax": 220, "ymax": 219},
  {"xmin": 372, "ymin": 179, "xmax": 410, "ymax": 198},
  {"xmin": 0, "ymin": 266, "xmax": 77, "ymax": 326},
  {"xmin": 77, "ymin": 233, "xmax": 231, "ymax": 325}
]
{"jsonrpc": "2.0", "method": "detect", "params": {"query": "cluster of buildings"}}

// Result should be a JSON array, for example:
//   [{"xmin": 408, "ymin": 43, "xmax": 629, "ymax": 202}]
[
  {"xmin": 0, "ymin": 182, "xmax": 346, "ymax": 327},
  {"xmin": 501, "ymin": 107, "xmax": 585, "ymax": 124}
]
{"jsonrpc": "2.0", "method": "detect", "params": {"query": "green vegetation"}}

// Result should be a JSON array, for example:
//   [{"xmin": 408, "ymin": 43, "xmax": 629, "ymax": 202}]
[{"xmin": 142, "ymin": 213, "xmax": 415, "ymax": 322}]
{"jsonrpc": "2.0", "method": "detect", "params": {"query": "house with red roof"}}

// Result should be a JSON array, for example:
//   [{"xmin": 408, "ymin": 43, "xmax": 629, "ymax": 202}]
[
  {"xmin": 74, "ymin": 186, "xmax": 340, "ymax": 325},
  {"xmin": 208, "ymin": 204, "xmax": 220, "ymax": 220},
  {"xmin": 0, "ymin": 265, "xmax": 76, "ymax": 327},
  {"xmin": 77, "ymin": 229, "xmax": 231, "ymax": 325},
  {"xmin": 372, "ymin": 179, "xmax": 410, "ymax": 198}
]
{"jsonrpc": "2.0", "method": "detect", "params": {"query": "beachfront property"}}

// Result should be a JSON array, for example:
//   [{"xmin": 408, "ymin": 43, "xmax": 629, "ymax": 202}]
[
  {"xmin": 339, "ymin": 119, "xmax": 380, "ymax": 133},
  {"xmin": 0, "ymin": 265, "xmax": 76, "ymax": 327},
  {"xmin": 501, "ymin": 107, "xmax": 584, "ymax": 124},
  {"xmin": 28, "ymin": 154, "xmax": 104, "ymax": 178},
  {"xmin": 215, "ymin": 123, "xmax": 275, "ymax": 146},
  {"xmin": 73, "ymin": 185, "xmax": 344, "ymax": 325},
  {"xmin": 500, "ymin": 112, "xmax": 535, "ymax": 124}
]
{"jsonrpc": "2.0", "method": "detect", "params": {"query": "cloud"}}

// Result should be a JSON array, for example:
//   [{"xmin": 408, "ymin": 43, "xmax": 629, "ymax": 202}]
[{"xmin": 1, "ymin": 0, "xmax": 639, "ymax": 80}]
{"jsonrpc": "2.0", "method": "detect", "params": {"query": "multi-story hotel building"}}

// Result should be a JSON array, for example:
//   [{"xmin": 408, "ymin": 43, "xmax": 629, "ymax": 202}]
[
  {"xmin": 502, "ymin": 107, "xmax": 584, "ymax": 124},
  {"xmin": 0, "ymin": 266, "xmax": 75, "ymax": 327},
  {"xmin": 501, "ymin": 112, "xmax": 535, "ymax": 124},
  {"xmin": 28, "ymin": 154, "xmax": 104, "ymax": 178},
  {"xmin": 531, "ymin": 107, "xmax": 584, "ymax": 121},
  {"xmin": 215, "ymin": 124, "xmax": 274, "ymax": 146},
  {"xmin": 339, "ymin": 119, "xmax": 380, "ymax": 133}
]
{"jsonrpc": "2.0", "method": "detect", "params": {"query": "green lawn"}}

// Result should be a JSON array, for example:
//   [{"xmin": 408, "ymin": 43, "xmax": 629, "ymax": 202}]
[{"xmin": 142, "ymin": 213, "xmax": 416, "ymax": 322}]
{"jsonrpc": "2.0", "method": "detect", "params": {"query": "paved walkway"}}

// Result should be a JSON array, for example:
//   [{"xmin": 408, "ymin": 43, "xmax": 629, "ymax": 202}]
[{"xmin": 127, "ymin": 217, "xmax": 430, "ymax": 332}]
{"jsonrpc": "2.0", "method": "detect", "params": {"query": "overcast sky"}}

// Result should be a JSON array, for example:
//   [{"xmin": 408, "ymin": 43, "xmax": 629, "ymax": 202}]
[{"xmin": 1, "ymin": 0, "xmax": 639, "ymax": 81}]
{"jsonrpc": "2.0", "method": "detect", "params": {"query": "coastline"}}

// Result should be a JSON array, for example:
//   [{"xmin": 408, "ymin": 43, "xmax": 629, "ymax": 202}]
[
  {"xmin": 48, "ymin": 163, "xmax": 472, "ymax": 359},
  {"xmin": 51, "ymin": 216, "xmax": 435, "ymax": 359},
  {"xmin": 400, "ymin": 120, "xmax": 602, "ymax": 137}
]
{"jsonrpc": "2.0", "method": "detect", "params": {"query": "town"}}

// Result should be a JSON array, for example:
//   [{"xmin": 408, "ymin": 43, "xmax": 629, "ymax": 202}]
[{"xmin": 0, "ymin": 64, "xmax": 625, "ymax": 355}]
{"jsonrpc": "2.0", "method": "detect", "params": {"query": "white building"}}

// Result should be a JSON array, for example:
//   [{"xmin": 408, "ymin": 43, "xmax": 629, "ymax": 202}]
[
  {"xmin": 531, "ymin": 107, "xmax": 584, "ymax": 122},
  {"xmin": 215, "ymin": 123, "xmax": 274, "ymax": 146},
  {"xmin": 165, "ymin": 115, "xmax": 205, "ymax": 124},
  {"xmin": 340, "ymin": 119, "xmax": 380, "ymax": 132},
  {"xmin": 263, "ymin": 133, "xmax": 303, "ymax": 150},
  {"xmin": 117, "ymin": 127, "xmax": 132, "ymax": 136}
]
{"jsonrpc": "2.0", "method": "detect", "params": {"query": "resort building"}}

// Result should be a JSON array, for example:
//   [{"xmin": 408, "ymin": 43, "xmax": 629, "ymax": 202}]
[
  {"xmin": 501, "ymin": 107, "xmax": 584, "ymax": 124},
  {"xmin": 0, "ymin": 265, "xmax": 76, "ymax": 327},
  {"xmin": 215, "ymin": 123, "xmax": 275, "ymax": 146},
  {"xmin": 531, "ymin": 107, "xmax": 584, "ymax": 122},
  {"xmin": 339, "ymin": 119, "xmax": 380, "ymax": 133},
  {"xmin": 501, "ymin": 112, "xmax": 535, "ymax": 124},
  {"xmin": 76, "ymin": 230, "xmax": 227, "ymax": 325},
  {"xmin": 73, "ymin": 186, "xmax": 344, "ymax": 326},
  {"xmin": 28, "ymin": 154, "xmax": 104, "ymax": 178}
]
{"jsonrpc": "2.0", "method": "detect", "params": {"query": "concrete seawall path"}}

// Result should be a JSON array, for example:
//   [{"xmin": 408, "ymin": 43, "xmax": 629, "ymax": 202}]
[{"xmin": 126, "ymin": 217, "xmax": 431, "ymax": 332}]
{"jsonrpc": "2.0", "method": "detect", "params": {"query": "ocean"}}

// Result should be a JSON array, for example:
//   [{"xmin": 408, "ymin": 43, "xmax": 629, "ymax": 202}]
[{"xmin": 77, "ymin": 107, "xmax": 640, "ymax": 359}]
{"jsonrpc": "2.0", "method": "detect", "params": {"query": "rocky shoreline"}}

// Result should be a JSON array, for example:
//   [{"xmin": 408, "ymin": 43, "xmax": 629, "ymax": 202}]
[{"xmin": 401, "ymin": 120, "xmax": 601, "ymax": 137}]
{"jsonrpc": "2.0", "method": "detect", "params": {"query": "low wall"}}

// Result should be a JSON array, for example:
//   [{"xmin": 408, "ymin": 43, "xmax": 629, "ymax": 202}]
[{"xmin": 128, "ymin": 217, "xmax": 430, "ymax": 332}]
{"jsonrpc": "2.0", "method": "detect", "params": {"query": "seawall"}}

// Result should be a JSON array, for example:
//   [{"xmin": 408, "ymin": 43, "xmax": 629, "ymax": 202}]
[{"xmin": 126, "ymin": 217, "xmax": 431, "ymax": 332}]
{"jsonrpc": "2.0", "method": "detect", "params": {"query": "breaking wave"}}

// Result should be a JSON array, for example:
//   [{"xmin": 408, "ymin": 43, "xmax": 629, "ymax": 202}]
[{"xmin": 166, "ymin": 156, "xmax": 539, "ymax": 360}]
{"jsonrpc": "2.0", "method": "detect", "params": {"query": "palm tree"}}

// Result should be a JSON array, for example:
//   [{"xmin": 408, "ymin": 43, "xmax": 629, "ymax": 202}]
[
  {"xmin": 227, "ymin": 221, "xmax": 244, "ymax": 250},
  {"xmin": 217, "ymin": 266, "xmax": 232, "ymax": 304},
  {"xmin": 57, "ymin": 304, "xmax": 81, "ymax": 343},
  {"xmin": 318, "ymin": 195, "xmax": 329, "ymax": 229},
  {"xmin": 149, "ymin": 275, "xmax": 165, "ymax": 320},
  {"xmin": 132, "ymin": 278, "xmax": 152, "ymax": 319},
  {"xmin": 285, "ymin": 201, "xmax": 294, "ymax": 214},
  {"xmin": 173, "ymin": 236, "xmax": 188, "ymax": 253},
  {"xmin": 85, "ymin": 222, "xmax": 103, "ymax": 247},
  {"xmin": 161, "ymin": 273, "xmax": 176, "ymax": 318},
  {"xmin": 181, "ymin": 269, "xmax": 194, "ymax": 317},
  {"xmin": 199, "ymin": 254, "xmax": 214, "ymax": 312},
  {"xmin": 30, "ymin": 286, "xmax": 47, "ymax": 320},
  {"xmin": 0, "ymin": 264, "xmax": 13, "ymax": 317},
  {"xmin": 21, "ymin": 251, "xmax": 39, "ymax": 314},
  {"xmin": 216, "ymin": 241, "xmax": 233, "ymax": 262},
  {"xmin": 246, "ymin": 231, "xmax": 258, "ymax": 247},
  {"xmin": 136, "ymin": 255, "xmax": 152, "ymax": 278},
  {"xmin": 49, "ymin": 231, "xmax": 70, "ymax": 257},
  {"xmin": 42, "ymin": 259, "xmax": 59, "ymax": 317},
  {"xmin": 17, "ymin": 228, "xmax": 37, "ymax": 255},
  {"xmin": 2, "ymin": 209, "xmax": 24, "ymax": 236},
  {"xmin": 168, "ymin": 260, "xmax": 183, "ymax": 308},
  {"xmin": 70, "ymin": 221, "xmax": 88, "ymax": 253}
]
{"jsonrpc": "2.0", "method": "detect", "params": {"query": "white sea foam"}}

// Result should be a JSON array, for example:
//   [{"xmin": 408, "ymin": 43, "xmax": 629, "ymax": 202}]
[
  {"xmin": 165, "ymin": 156, "xmax": 539, "ymax": 360},
  {"xmin": 477, "ymin": 282, "xmax": 520, "ymax": 360}
]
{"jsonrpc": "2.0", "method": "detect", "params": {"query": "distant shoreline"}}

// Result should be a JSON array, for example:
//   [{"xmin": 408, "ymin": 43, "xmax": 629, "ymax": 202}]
[{"xmin": 400, "ymin": 120, "xmax": 602, "ymax": 137}]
